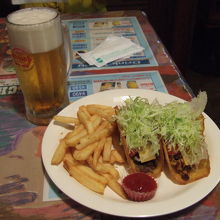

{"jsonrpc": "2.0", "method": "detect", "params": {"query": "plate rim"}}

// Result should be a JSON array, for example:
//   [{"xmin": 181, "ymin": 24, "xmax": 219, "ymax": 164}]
[{"xmin": 41, "ymin": 89, "xmax": 220, "ymax": 217}]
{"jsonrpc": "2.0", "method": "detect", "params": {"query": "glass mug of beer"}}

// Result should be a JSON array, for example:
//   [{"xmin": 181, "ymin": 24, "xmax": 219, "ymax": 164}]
[{"xmin": 6, "ymin": 7, "xmax": 70, "ymax": 125}]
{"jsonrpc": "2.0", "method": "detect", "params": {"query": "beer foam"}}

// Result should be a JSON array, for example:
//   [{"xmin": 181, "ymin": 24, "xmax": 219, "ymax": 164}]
[
  {"xmin": 7, "ymin": 8, "xmax": 63, "ymax": 54},
  {"xmin": 8, "ymin": 8, "xmax": 57, "ymax": 25}
]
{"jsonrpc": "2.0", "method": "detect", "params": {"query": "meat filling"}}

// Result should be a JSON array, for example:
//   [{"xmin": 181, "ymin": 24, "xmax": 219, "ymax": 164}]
[
  {"xmin": 132, "ymin": 154, "xmax": 159, "ymax": 173},
  {"xmin": 169, "ymin": 152, "xmax": 195, "ymax": 181}
]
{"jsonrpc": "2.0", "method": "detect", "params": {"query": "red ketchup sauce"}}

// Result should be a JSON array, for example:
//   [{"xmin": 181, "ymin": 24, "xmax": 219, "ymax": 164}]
[
  {"xmin": 123, "ymin": 173, "xmax": 156, "ymax": 192},
  {"xmin": 122, "ymin": 172, "xmax": 157, "ymax": 201}
]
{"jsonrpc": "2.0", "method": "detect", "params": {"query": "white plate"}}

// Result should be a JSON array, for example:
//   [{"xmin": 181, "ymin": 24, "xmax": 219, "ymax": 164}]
[{"xmin": 42, "ymin": 89, "xmax": 220, "ymax": 218}]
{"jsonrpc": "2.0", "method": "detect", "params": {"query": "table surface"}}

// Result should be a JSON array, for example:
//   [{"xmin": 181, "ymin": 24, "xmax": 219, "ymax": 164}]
[{"xmin": 0, "ymin": 10, "xmax": 219, "ymax": 220}]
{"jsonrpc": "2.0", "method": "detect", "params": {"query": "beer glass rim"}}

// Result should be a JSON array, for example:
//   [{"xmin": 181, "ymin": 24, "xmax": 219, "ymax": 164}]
[{"xmin": 6, "ymin": 7, "xmax": 59, "ymax": 27}]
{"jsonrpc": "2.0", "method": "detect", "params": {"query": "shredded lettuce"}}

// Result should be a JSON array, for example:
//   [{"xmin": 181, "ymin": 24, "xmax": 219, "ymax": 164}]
[
  {"xmin": 116, "ymin": 92, "xmax": 208, "ymax": 165},
  {"xmin": 116, "ymin": 97, "xmax": 161, "ymax": 159},
  {"xmin": 186, "ymin": 91, "xmax": 207, "ymax": 118}
]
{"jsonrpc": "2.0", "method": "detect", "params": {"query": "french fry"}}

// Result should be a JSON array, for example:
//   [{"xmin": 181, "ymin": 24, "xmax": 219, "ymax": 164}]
[
  {"xmin": 53, "ymin": 115, "xmax": 80, "ymax": 125},
  {"xmin": 86, "ymin": 105, "xmax": 113, "ymax": 121},
  {"xmin": 98, "ymin": 155, "xmax": 103, "ymax": 164},
  {"xmin": 51, "ymin": 139, "xmax": 67, "ymax": 165},
  {"xmin": 77, "ymin": 110, "xmax": 93, "ymax": 134},
  {"xmin": 93, "ymin": 137, "xmax": 106, "ymax": 168},
  {"xmin": 79, "ymin": 120, "xmax": 111, "ymax": 144},
  {"xmin": 87, "ymin": 155, "xmax": 101, "ymax": 169},
  {"xmin": 66, "ymin": 161, "xmax": 105, "ymax": 194},
  {"xmin": 65, "ymin": 128, "xmax": 87, "ymax": 146},
  {"xmin": 93, "ymin": 162, "xmax": 120, "ymax": 180},
  {"xmin": 76, "ymin": 127, "xmax": 112, "ymax": 150},
  {"xmin": 63, "ymin": 152, "xmax": 78, "ymax": 171},
  {"xmin": 110, "ymin": 152, "xmax": 116, "ymax": 164},
  {"xmin": 51, "ymin": 103, "xmax": 131, "ymax": 200},
  {"xmin": 102, "ymin": 173, "xmax": 127, "ymax": 199},
  {"xmin": 103, "ymin": 108, "xmax": 115, "ymax": 116},
  {"xmin": 86, "ymin": 104, "xmax": 114, "ymax": 110},
  {"xmin": 79, "ymin": 105, "xmax": 91, "ymax": 118},
  {"xmin": 63, "ymin": 149, "xmax": 79, "ymax": 166},
  {"xmin": 90, "ymin": 114, "xmax": 102, "ymax": 131},
  {"xmin": 64, "ymin": 124, "xmax": 84, "ymax": 140},
  {"xmin": 73, "ymin": 142, "xmax": 98, "ymax": 161},
  {"xmin": 102, "ymin": 163, "xmax": 120, "ymax": 180},
  {"xmin": 76, "ymin": 164, "xmax": 108, "ymax": 185},
  {"xmin": 103, "ymin": 137, "xmax": 112, "ymax": 162},
  {"xmin": 110, "ymin": 149, "xmax": 125, "ymax": 164},
  {"xmin": 87, "ymin": 155, "xmax": 93, "ymax": 166},
  {"xmin": 93, "ymin": 120, "xmax": 110, "ymax": 133}
]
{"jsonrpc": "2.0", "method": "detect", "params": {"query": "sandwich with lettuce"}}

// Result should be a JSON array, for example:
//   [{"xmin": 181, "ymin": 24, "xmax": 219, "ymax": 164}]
[
  {"xmin": 115, "ymin": 92, "xmax": 210, "ymax": 184},
  {"xmin": 115, "ymin": 96, "xmax": 164, "ymax": 178}
]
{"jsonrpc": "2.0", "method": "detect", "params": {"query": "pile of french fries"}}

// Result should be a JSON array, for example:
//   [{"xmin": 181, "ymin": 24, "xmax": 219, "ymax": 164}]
[{"xmin": 51, "ymin": 104, "xmax": 127, "ymax": 199}]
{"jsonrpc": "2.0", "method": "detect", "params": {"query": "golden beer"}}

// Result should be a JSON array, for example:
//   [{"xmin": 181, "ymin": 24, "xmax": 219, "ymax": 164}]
[{"xmin": 6, "ymin": 8, "xmax": 69, "ymax": 125}]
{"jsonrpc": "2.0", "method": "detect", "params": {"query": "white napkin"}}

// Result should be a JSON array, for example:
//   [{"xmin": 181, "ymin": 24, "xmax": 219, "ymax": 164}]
[{"xmin": 78, "ymin": 35, "xmax": 144, "ymax": 67}]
